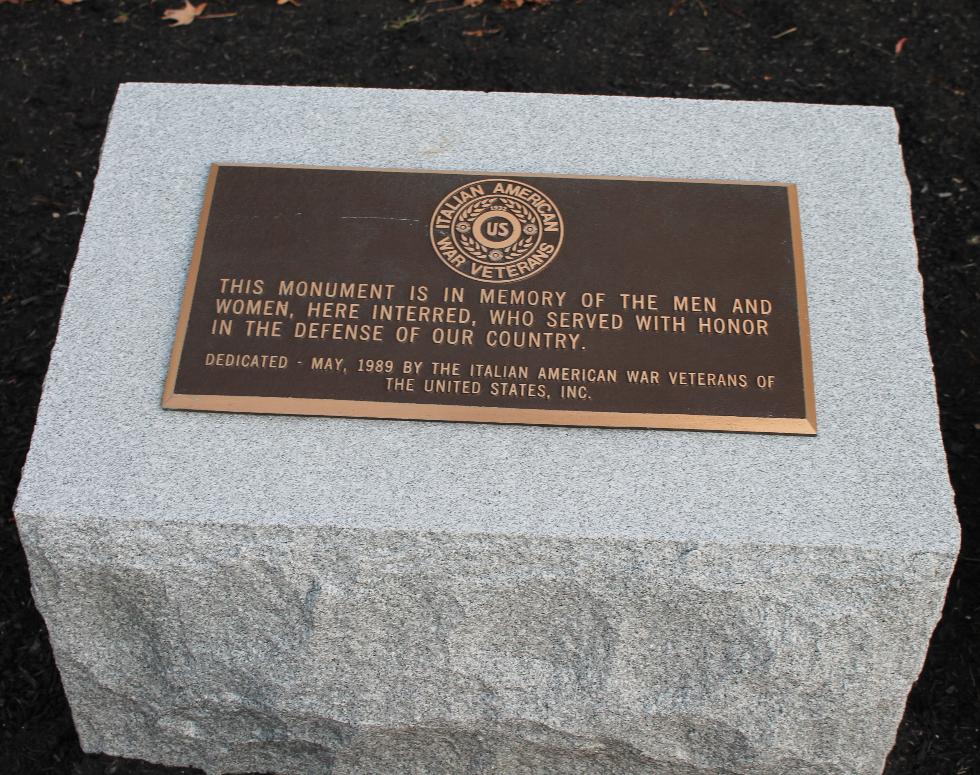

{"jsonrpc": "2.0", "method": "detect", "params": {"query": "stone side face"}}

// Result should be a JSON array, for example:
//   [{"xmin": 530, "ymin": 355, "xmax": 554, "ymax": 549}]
[{"xmin": 21, "ymin": 516, "xmax": 951, "ymax": 775}]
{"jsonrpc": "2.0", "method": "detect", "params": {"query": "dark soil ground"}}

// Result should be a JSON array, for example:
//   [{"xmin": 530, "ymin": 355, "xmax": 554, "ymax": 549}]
[{"xmin": 1, "ymin": 1, "xmax": 978, "ymax": 773}]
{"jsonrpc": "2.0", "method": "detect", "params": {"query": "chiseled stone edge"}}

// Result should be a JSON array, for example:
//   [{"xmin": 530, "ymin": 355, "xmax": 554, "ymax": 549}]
[{"xmin": 17, "ymin": 511, "xmax": 955, "ymax": 775}]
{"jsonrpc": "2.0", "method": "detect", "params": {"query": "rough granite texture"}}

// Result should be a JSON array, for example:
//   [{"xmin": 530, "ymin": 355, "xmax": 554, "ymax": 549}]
[{"xmin": 14, "ymin": 84, "xmax": 959, "ymax": 775}]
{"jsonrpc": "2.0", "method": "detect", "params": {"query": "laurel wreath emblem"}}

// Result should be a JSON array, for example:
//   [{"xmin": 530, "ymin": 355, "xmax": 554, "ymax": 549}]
[
  {"xmin": 453, "ymin": 196, "xmax": 539, "ymax": 263},
  {"xmin": 430, "ymin": 178, "xmax": 563, "ymax": 285}
]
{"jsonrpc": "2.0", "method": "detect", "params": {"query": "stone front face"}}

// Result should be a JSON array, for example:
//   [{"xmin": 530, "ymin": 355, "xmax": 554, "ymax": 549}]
[
  {"xmin": 19, "ymin": 520, "xmax": 953, "ymax": 775},
  {"xmin": 15, "ymin": 84, "xmax": 959, "ymax": 775}
]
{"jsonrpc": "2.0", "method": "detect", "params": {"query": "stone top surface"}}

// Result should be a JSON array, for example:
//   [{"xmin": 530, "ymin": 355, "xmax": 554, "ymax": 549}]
[{"xmin": 15, "ymin": 83, "xmax": 957, "ymax": 554}]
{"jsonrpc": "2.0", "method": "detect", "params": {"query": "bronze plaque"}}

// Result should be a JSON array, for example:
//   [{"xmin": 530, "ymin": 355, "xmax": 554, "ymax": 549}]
[{"xmin": 163, "ymin": 164, "xmax": 816, "ymax": 434}]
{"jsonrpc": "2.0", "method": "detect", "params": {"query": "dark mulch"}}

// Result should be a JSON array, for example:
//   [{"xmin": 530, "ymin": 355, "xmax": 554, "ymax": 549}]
[{"xmin": 1, "ymin": 1, "xmax": 978, "ymax": 773}]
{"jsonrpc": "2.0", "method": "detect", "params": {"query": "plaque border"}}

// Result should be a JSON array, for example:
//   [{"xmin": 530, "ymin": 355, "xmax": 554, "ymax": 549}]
[{"xmin": 163, "ymin": 164, "xmax": 817, "ymax": 436}]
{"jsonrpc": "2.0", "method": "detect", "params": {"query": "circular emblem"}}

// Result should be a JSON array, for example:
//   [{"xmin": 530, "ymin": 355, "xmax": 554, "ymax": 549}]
[{"xmin": 430, "ymin": 178, "xmax": 564, "ymax": 284}]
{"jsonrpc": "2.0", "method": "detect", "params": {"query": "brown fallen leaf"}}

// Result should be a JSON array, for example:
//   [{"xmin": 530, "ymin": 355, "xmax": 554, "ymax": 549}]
[
  {"xmin": 114, "ymin": 12, "xmax": 128, "ymax": 22},
  {"xmin": 162, "ymin": 0, "xmax": 206, "ymax": 26},
  {"xmin": 462, "ymin": 0, "xmax": 483, "ymax": 6},
  {"xmin": 895, "ymin": 36, "xmax": 909, "ymax": 56},
  {"xmin": 277, "ymin": 0, "xmax": 300, "ymax": 6},
  {"xmin": 501, "ymin": 0, "xmax": 523, "ymax": 8},
  {"xmin": 58, "ymin": 0, "xmax": 84, "ymax": 5}
]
